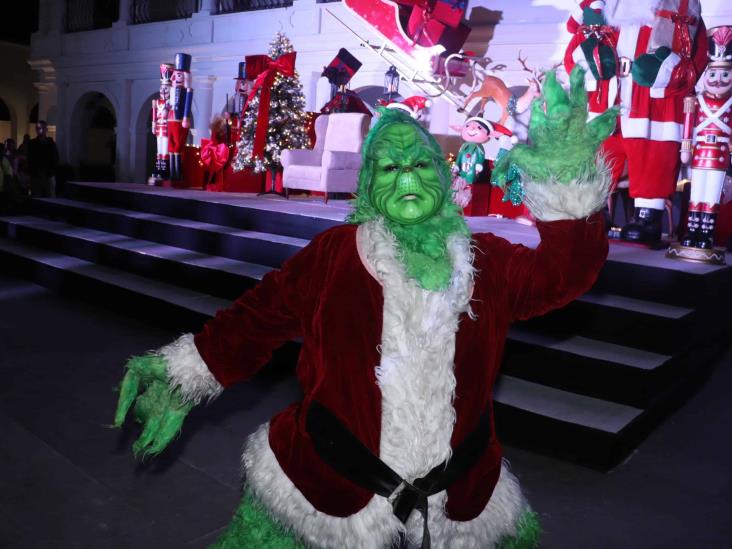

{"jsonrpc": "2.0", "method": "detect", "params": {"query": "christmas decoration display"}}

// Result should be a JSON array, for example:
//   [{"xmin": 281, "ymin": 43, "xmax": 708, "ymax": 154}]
[
  {"xmin": 167, "ymin": 53, "xmax": 194, "ymax": 182},
  {"xmin": 149, "ymin": 63, "xmax": 173, "ymax": 185},
  {"xmin": 224, "ymin": 61, "xmax": 252, "ymax": 146},
  {"xmin": 319, "ymin": 48, "xmax": 372, "ymax": 116},
  {"xmin": 451, "ymin": 116, "xmax": 513, "ymax": 209},
  {"xmin": 564, "ymin": 0, "xmax": 708, "ymax": 244},
  {"xmin": 114, "ymin": 67, "xmax": 616, "ymax": 549},
  {"xmin": 231, "ymin": 33, "xmax": 311, "ymax": 177},
  {"xmin": 463, "ymin": 69, "xmax": 539, "ymax": 125},
  {"xmin": 667, "ymin": 25, "xmax": 732, "ymax": 264}
]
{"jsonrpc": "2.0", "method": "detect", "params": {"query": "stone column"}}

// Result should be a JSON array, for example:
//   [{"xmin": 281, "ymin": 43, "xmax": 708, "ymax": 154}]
[
  {"xmin": 192, "ymin": 75, "xmax": 216, "ymax": 146},
  {"xmin": 115, "ymin": 79, "xmax": 134, "ymax": 182},
  {"xmin": 197, "ymin": 0, "xmax": 216, "ymax": 15}
]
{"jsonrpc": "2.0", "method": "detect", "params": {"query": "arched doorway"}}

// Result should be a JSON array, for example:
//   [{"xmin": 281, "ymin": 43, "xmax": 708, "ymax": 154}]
[
  {"xmin": 71, "ymin": 92, "xmax": 117, "ymax": 181},
  {"xmin": 133, "ymin": 93, "xmax": 160, "ymax": 184},
  {"xmin": 0, "ymin": 97, "xmax": 12, "ymax": 144}
]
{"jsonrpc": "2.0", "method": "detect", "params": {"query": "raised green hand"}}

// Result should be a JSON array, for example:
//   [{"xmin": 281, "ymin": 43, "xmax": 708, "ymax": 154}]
[
  {"xmin": 492, "ymin": 66, "xmax": 618, "ymax": 186},
  {"xmin": 113, "ymin": 355, "xmax": 193, "ymax": 458}
]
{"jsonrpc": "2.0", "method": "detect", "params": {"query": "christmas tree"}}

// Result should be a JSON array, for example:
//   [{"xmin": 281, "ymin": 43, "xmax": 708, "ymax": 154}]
[{"xmin": 232, "ymin": 32, "xmax": 311, "ymax": 174}]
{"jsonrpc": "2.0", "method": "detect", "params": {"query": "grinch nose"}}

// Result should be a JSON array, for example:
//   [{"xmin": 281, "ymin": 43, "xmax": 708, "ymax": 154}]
[{"xmin": 396, "ymin": 170, "xmax": 421, "ymax": 194}]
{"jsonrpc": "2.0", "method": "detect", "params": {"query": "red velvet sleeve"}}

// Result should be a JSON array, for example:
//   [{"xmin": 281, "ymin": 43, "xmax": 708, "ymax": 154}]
[
  {"xmin": 478, "ymin": 212, "xmax": 608, "ymax": 322},
  {"xmin": 193, "ymin": 228, "xmax": 340, "ymax": 388}
]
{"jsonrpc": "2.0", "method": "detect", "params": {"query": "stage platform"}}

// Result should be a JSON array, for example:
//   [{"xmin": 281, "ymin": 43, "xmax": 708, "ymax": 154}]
[{"xmin": 1, "ymin": 181, "xmax": 730, "ymax": 470}]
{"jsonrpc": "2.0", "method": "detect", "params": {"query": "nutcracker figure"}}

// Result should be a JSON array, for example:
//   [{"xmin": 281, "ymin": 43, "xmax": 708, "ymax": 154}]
[
  {"xmin": 667, "ymin": 25, "xmax": 732, "ymax": 264},
  {"xmin": 227, "ymin": 61, "xmax": 250, "ymax": 144},
  {"xmin": 167, "ymin": 53, "xmax": 194, "ymax": 182},
  {"xmin": 564, "ymin": 0, "xmax": 708, "ymax": 244},
  {"xmin": 149, "ymin": 63, "xmax": 173, "ymax": 185}
]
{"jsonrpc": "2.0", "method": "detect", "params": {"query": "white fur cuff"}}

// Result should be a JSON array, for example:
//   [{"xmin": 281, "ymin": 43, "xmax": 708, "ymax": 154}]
[
  {"xmin": 522, "ymin": 160, "xmax": 612, "ymax": 222},
  {"xmin": 159, "ymin": 333, "xmax": 223, "ymax": 404}
]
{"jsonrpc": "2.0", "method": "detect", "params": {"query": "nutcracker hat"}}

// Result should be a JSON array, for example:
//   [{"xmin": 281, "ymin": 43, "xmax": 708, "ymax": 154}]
[
  {"xmin": 234, "ymin": 61, "xmax": 247, "ymax": 80},
  {"xmin": 159, "ymin": 63, "xmax": 174, "ymax": 84},
  {"xmin": 385, "ymin": 95, "xmax": 432, "ymax": 118},
  {"xmin": 174, "ymin": 53, "xmax": 192, "ymax": 72},
  {"xmin": 707, "ymin": 26, "xmax": 732, "ymax": 69},
  {"xmin": 465, "ymin": 116, "xmax": 513, "ymax": 138},
  {"xmin": 322, "ymin": 48, "xmax": 362, "ymax": 86}
]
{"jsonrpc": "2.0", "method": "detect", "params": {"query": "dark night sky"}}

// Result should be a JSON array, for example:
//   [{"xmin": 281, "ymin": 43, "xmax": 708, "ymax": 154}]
[{"xmin": 0, "ymin": 0, "xmax": 39, "ymax": 45}]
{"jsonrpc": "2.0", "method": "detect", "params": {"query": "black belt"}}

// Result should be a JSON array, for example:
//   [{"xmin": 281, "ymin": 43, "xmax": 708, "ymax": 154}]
[{"xmin": 306, "ymin": 401, "xmax": 492, "ymax": 549}]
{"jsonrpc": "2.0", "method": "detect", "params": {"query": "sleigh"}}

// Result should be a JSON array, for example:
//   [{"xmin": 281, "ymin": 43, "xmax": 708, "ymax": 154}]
[{"xmin": 328, "ymin": 0, "xmax": 477, "ymax": 109}]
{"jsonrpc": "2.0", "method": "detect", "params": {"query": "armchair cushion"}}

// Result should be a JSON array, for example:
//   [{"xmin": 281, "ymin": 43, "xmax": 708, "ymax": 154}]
[
  {"xmin": 281, "ymin": 149, "xmax": 321, "ymax": 169},
  {"xmin": 322, "ymin": 150, "xmax": 362, "ymax": 170}
]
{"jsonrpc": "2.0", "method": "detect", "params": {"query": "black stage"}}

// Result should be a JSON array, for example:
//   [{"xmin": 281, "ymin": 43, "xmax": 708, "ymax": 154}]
[{"xmin": 0, "ymin": 182, "xmax": 730, "ymax": 547}]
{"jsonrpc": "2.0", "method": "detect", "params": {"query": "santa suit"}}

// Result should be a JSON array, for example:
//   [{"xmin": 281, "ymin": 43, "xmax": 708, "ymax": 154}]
[
  {"xmin": 564, "ymin": 0, "xmax": 707, "ymax": 201},
  {"xmin": 169, "ymin": 214, "xmax": 607, "ymax": 548}
]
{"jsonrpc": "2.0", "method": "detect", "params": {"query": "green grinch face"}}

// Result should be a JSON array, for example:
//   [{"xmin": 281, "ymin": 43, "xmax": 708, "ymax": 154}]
[{"xmin": 367, "ymin": 123, "xmax": 445, "ymax": 225}]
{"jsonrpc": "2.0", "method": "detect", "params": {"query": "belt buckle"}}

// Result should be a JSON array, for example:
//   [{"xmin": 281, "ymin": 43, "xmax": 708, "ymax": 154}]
[
  {"xmin": 705, "ymin": 135, "xmax": 718, "ymax": 144},
  {"xmin": 618, "ymin": 56, "xmax": 632, "ymax": 77}
]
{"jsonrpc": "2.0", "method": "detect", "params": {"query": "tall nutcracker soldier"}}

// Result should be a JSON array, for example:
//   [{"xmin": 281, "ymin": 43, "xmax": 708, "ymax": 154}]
[
  {"xmin": 227, "ymin": 61, "xmax": 250, "ymax": 145},
  {"xmin": 149, "ymin": 63, "xmax": 173, "ymax": 185},
  {"xmin": 167, "ymin": 53, "xmax": 194, "ymax": 182},
  {"xmin": 564, "ymin": 0, "xmax": 708, "ymax": 244},
  {"xmin": 668, "ymin": 26, "xmax": 732, "ymax": 264}
]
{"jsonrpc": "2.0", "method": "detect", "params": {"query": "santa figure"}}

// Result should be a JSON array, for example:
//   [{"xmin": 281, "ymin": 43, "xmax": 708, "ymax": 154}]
[
  {"xmin": 564, "ymin": 0, "xmax": 708, "ymax": 244},
  {"xmin": 114, "ymin": 68, "xmax": 616, "ymax": 549},
  {"xmin": 149, "ymin": 63, "xmax": 173, "ymax": 185},
  {"xmin": 167, "ymin": 53, "xmax": 194, "ymax": 182},
  {"xmin": 668, "ymin": 25, "xmax": 732, "ymax": 263}
]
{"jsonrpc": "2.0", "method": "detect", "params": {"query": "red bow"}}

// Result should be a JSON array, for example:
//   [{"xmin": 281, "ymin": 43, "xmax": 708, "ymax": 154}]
[
  {"xmin": 201, "ymin": 140, "xmax": 230, "ymax": 172},
  {"xmin": 241, "ymin": 52, "xmax": 297, "ymax": 162}
]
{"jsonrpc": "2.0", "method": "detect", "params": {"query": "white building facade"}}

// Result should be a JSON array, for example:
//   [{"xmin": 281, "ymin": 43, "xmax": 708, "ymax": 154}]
[{"xmin": 30, "ymin": 0, "xmax": 732, "ymax": 183}]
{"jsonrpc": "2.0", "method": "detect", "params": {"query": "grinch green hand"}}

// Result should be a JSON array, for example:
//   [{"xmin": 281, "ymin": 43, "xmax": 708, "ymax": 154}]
[
  {"xmin": 113, "ymin": 355, "xmax": 193, "ymax": 458},
  {"xmin": 492, "ymin": 66, "xmax": 618, "ymax": 187}
]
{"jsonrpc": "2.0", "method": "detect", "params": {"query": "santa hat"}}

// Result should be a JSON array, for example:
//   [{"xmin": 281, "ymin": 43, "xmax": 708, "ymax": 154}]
[
  {"xmin": 385, "ymin": 95, "xmax": 432, "ymax": 118},
  {"xmin": 465, "ymin": 116, "xmax": 516, "ymax": 142}
]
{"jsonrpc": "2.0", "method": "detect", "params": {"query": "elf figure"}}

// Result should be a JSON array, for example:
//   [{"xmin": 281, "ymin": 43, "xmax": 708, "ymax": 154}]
[
  {"xmin": 114, "ymin": 68, "xmax": 616, "ymax": 549},
  {"xmin": 384, "ymin": 95, "xmax": 433, "ymax": 120},
  {"xmin": 167, "ymin": 53, "xmax": 194, "ymax": 182},
  {"xmin": 149, "ymin": 63, "xmax": 173, "ymax": 185},
  {"xmin": 451, "ymin": 116, "xmax": 512, "ymax": 209},
  {"xmin": 668, "ymin": 25, "xmax": 732, "ymax": 263},
  {"xmin": 564, "ymin": 0, "xmax": 708, "ymax": 244}
]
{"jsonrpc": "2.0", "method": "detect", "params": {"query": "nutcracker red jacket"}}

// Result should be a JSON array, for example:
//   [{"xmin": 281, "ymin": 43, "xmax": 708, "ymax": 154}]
[{"xmin": 193, "ymin": 215, "xmax": 608, "ymax": 521}]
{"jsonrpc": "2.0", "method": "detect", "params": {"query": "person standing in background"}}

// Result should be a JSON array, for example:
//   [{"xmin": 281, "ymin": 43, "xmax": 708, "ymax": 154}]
[{"xmin": 28, "ymin": 121, "xmax": 59, "ymax": 198}]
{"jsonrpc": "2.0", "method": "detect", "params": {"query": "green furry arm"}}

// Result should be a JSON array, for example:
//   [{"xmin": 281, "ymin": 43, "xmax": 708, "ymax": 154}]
[
  {"xmin": 113, "ymin": 354, "xmax": 194, "ymax": 458},
  {"xmin": 492, "ymin": 67, "xmax": 618, "ymax": 186}
]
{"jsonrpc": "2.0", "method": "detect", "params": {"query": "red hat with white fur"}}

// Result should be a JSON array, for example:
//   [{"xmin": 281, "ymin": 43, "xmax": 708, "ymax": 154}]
[{"xmin": 385, "ymin": 95, "xmax": 432, "ymax": 119}]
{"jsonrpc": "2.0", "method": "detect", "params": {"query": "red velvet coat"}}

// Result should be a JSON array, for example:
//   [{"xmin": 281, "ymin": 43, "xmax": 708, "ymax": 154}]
[{"xmin": 194, "ymin": 214, "xmax": 607, "ymax": 521}]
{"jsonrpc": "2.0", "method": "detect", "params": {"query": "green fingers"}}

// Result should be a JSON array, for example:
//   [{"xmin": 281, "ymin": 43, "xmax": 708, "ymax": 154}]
[
  {"xmin": 113, "ymin": 353, "xmax": 193, "ymax": 459},
  {"xmin": 492, "ymin": 66, "xmax": 618, "ymax": 186}
]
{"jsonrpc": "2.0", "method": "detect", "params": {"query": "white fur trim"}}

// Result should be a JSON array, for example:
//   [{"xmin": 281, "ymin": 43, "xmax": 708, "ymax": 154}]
[
  {"xmin": 634, "ymin": 197, "xmax": 666, "ymax": 209},
  {"xmin": 651, "ymin": 51, "xmax": 681, "ymax": 98},
  {"xmin": 243, "ymin": 424, "xmax": 529, "ymax": 548},
  {"xmin": 522, "ymin": 159, "xmax": 612, "ymax": 221},
  {"xmin": 159, "ymin": 333, "xmax": 223, "ymax": 404}
]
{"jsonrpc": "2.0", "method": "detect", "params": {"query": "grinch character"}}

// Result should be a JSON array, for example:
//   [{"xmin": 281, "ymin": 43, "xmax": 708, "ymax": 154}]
[
  {"xmin": 451, "ymin": 116, "xmax": 513, "ymax": 209},
  {"xmin": 114, "ymin": 67, "xmax": 616, "ymax": 548}
]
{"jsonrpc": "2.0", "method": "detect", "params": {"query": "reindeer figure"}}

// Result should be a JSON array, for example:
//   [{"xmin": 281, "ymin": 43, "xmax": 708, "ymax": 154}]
[{"xmin": 462, "ymin": 52, "xmax": 545, "ymax": 124}]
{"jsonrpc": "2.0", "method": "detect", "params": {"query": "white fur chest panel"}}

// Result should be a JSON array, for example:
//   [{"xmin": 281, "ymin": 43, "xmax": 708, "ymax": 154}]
[{"xmin": 356, "ymin": 220, "xmax": 475, "ymax": 481}]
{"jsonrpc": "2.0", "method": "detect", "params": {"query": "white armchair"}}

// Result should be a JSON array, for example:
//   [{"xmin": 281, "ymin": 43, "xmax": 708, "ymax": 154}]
[{"xmin": 281, "ymin": 113, "xmax": 370, "ymax": 203}]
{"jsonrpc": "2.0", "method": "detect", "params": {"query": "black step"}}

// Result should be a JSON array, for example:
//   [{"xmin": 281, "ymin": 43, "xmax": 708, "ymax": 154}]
[
  {"xmin": 63, "ymin": 181, "xmax": 345, "ymax": 240},
  {"xmin": 0, "ymin": 216, "xmax": 271, "ymax": 300},
  {"xmin": 0, "ymin": 237, "xmax": 230, "ymax": 332},
  {"xmin": 30, "ymin": 197, "xmax": 306, "ymax": 269}
]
